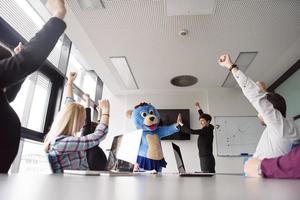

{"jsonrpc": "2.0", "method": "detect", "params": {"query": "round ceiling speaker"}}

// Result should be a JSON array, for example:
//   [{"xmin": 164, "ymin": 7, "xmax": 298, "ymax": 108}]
[{"xmin": 170, "ymin": 75, "xmax": 198, "ymax": 87}]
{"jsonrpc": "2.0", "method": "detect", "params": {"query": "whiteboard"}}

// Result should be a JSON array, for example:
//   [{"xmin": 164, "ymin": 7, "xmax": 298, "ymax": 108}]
[{"xmin": 214, "ymin": 116, "xmax": 265, "ymax": 156}]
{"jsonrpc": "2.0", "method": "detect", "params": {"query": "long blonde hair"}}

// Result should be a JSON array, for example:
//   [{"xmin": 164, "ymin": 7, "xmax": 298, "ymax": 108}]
[{"xmin": 44, "ymin": 103, "xmax": 85, "ymax": 152}]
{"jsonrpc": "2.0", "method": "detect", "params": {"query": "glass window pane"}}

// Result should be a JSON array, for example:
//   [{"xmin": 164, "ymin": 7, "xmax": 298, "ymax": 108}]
[
  {"xmin": 27, "ymin": 74, "xmax": 52, "ymax": 132},
  {"xmin": 10, "ymin": 78, "xmax": 31, "ymax": 123},
  {"xmin": 67, "ymin": 54, "xmax": 85, "ymax": 87},
  {"xmin": 275, "ymin": 69, "xmax": 300, "ymax": 126},
  {"xmin": 18, "ymin": 139, "xmax": 52, "ymax": 174},
  {"xmin": 82, "ymin": 72, "xmax": 97, "ymax": 100},
  {"xmin": 1, "ymin": 0, "xmax": 62, "ymax": 68}
]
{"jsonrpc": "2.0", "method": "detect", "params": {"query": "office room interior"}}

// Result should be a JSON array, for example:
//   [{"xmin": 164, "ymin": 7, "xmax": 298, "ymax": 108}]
[{"xmin": 0, "ymin": 0, "xmax": 299, "ymax": 175}]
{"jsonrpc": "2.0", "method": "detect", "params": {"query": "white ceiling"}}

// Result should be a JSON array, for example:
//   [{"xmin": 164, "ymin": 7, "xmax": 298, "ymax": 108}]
[{"xmin": 64, "ymin": 0, "xmax": 300, "ymax": 95}]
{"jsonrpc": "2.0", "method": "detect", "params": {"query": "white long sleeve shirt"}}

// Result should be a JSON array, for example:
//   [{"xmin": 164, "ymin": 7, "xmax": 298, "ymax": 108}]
[{"xmin": 233, "ymin": 70, "xmax": 300, "ymax": 159}]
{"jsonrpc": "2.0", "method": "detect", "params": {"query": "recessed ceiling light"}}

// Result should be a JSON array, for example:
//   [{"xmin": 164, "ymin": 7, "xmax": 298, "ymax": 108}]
[
  {"xmin": 171, "ymin": 75, "xmax": 198, "ymax": 87},
  {"xmin": 77, "ymin": 0, "xmax": 105, "ymax": 10},
  {"xmin": 110, "ymin": 57, "xmax": 138, "ymax": 90}
]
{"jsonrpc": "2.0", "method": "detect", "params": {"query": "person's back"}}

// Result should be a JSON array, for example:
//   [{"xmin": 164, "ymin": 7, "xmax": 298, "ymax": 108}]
[
  {"xmin": 46, "ymin": 102, "xmax": 109, "ymax": 173},
  {"xmin": 48, "ymin": 135, "xmax": 90, "ymax": 173},
  {"xmin": 45, "ymin": 73, "xmax": 110, "ymax": 173},
  {"xmin": 254, "ymin": 116, "xmax": 299, "ymax": 159}
]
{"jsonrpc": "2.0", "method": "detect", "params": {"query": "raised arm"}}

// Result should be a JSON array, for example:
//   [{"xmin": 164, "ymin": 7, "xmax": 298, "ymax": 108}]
[
  {"xmin": 195, "ymin": 101, "xmax": 204, "ymax": 116},
  {"xmin": 157, "ymin": 124, "xmax": 179, "ymax": 138},
  {"xmin": 180, "ymin": 124, "xmax": 213, "ymax": 135},
  {"xmin": 53, "ymin": 99, "xmax": 110, "ymax": 153},
  {"xmin": 218, "ymin": 54, "xmax": 284, "ymax": 130},
  {"xmin": 81, "ymin": 94, "xmax": 92, "ymax": 136},
  {"xmin": 65, "ymin": 72, "xmax": 77, "ymax": 102},
  {"xmin": 52, "ymin": 123, "xmax": 108, "ymax": 153},
  {"xmin": 0, "ymin": 0, "xmax": 66, "ymax": 88},
  {"xmin": 4, "ymin": 43, "xmax": 25, "ymax": 102}
]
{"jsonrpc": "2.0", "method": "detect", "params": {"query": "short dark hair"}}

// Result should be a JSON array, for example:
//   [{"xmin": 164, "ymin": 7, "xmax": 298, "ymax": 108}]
[
  {"xmin": 266, "ymin": 93, "xmax": 286, "ymax": 117},
  {"xmin": 199, "ymin": 113, "xmax": 212, "ymax": 123},
  {"xmin": 0, "ymin": 42, "xmax": 13, "ymax": 60}
]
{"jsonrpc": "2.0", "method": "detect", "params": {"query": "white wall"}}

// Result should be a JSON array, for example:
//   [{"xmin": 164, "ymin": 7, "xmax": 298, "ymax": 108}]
[
  {"xmin": 101, "ymin": 87, "xmax": 257, "ymax": 174},
  {"xmin": 207, "ymin": 88, "xmax": 257, "ymax": 173}
]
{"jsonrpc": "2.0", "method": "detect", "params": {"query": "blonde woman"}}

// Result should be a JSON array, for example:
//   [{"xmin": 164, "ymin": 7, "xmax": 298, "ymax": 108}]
[{"xmin": 44, "ymin": 72, "xmax": 110, "ymax": 173}]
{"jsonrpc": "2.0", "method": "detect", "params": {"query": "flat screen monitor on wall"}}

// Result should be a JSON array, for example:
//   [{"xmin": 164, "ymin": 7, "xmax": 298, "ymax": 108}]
[{"xmin": 158, "ymin": 109, "xmax": 190, "ymax": 140}]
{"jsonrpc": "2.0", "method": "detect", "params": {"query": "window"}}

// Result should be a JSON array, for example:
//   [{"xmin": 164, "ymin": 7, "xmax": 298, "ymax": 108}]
[
  {"xmin": 10, "ymin": 72, "xmax": 52, "ymax": 132},
  {"xmin": 0, "ymin": 0, "xmax": 63, "ymax": 68},
  {"xmin": 275, "ymin": 68, "xmax": 300, "ymax": 126},
  {"xmin": 66, "ymin": 45, "xmax": 97, "ymax": 98},
  {"xmin": 18, "ymin": 139, "xmax": 52, "ymax": 174}
]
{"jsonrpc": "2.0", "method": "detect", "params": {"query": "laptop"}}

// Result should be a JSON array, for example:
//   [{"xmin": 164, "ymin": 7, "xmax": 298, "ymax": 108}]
[
  {"xmin": 172, "ymin": 142, "xmax": 214, "ymax": 177},
  {"xmin": 63, "ymin": 130, "xmax": 142, "ymax": 176}
]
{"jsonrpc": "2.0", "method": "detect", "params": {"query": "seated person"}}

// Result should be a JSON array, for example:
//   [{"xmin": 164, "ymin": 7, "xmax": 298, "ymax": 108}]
[
  {"xmin": 218, "ymin": 54, "xmax": 300, "ymax": 160},
  {"xmin": 82, "ymin": 94, "xmax": 107, "ymax": 171},
  {"xmin": 43, "ymin": 72, "xmax": 110, "ymax": 173},
  {"xmin": 244, "ymin": 146, "xmax": 300, "ymax": 178}
]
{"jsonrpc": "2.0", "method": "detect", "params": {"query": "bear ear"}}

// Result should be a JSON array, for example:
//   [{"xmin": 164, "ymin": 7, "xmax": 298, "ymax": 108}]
[{"xmin": 126, "ymin": 110, "xmax": 133, "ymax": 118}]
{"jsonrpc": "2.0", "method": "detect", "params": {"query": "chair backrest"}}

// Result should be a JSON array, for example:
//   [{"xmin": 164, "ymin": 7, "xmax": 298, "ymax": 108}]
[{"xmin": 47, "ymin": 154, "xmax": 55, "ymax": 173}]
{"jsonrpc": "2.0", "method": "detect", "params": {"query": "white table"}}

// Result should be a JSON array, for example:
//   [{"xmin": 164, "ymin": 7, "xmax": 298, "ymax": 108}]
[{"xmin": 0, "ymin": 173, "xmax": 299, "ymax": 200}]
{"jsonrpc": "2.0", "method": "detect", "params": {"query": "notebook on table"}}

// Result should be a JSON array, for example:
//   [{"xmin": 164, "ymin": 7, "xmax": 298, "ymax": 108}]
[{"xmin": 172, "ymin": 142, "xmax": 214, "ymax": 177}]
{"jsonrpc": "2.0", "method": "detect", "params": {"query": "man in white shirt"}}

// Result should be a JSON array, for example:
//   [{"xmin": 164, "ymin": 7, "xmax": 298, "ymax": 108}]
[{"xmin": 218, "ymin": 54, "xmax": 300, "ymax": 159}]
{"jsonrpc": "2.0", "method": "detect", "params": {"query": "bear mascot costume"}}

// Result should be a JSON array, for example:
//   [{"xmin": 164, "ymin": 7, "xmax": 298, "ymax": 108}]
[{"xmin": 127, "ymin": 102, "xmax": 179, "ymax": 172}]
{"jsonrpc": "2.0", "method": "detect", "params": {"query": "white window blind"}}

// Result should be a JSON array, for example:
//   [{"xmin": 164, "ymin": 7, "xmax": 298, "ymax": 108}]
[
  {"xmin": 0, "ymin": 0, "xmax": 62, "ymax": 67},
  {"xmin": 10, "ymin": 72, "xmax": 52, "ymax": 132}
]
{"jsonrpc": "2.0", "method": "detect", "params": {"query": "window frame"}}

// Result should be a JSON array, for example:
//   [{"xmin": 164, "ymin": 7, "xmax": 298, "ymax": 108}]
[{"xmin": 0, "ymin": 16, "xmax": 103, "ymax": 142}]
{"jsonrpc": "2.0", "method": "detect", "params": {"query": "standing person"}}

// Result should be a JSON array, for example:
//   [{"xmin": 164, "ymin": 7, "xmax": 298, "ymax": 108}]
[
  {"xmin": 44, "ymin": 73, "xmax": 110, "ymax": 173},
  {"xmin": 0, "ymin": 0, "xmax": 67, "ymax": 173},
  {"xmin": 177, "ymin": 102, "xmax": 215, "ymax": 173},
  {"xmin": 217, "ymin": 54, "xmax": 300, "ymax": 160}
]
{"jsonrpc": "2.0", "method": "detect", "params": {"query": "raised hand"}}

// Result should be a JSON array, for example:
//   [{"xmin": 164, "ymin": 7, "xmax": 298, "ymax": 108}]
[
  {"xmin": 82, "ymin": 93, "xmax": 90, "ymax": 102},
  {"xmin": 218, "ymin": 54, "xmax": 233, "ymax": 69},
  {"xmin": 98, "ymin": 99, "xmax": 110, "ymax": 114},
  {"xmin": 14, "ymin": 42, "xmax": 23, "ymax": 54},
  {"xmin": 256, "ymin": 81, "xmax": 267, "ymax": 92},
  {"xmin": 177, "ymin": 113, "xmax": 182, "ymax": 124},
  {"xmin": 46, "ymin": 0, "xmax": 66, "ymax": 20},
  {"xmin": 82, "ymin": 93, "xmax": 90, "ymax": 108},
  {"xmin": 67, "ymin": 72, "xmax": 77, "ymax": 83}
]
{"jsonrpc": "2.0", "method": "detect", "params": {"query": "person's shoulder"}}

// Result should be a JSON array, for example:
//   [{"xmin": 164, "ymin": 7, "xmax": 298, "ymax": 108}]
[
  {"xmin": 52, "ymin": 135, "xmax": 69, "ymax": 143},
  {"xmin": 203, "ymin": 124, "xmax": 214, "ymax": 130}
]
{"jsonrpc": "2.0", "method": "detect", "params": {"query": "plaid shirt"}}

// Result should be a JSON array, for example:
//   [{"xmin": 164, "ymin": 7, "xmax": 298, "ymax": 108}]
[
  {"xmin": 48, "ymin": 123, "xmax": 108, "ymax": 173},
  {"xmin": 48, "ymin": 96, "xmax": 108, "ymax": 173}
]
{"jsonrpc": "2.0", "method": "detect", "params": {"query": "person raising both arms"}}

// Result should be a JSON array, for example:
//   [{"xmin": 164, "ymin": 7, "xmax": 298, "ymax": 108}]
[
  {"xmin": 44, "ymin": 72, "xmax": 110, "ymax": 173},
  {"xmin": 0, "ymin": 0, "xmax": 67, "ymax": 173},
  {"xmin": 177, "ymin": 102, "xmax": 215, "ymax": 173}
]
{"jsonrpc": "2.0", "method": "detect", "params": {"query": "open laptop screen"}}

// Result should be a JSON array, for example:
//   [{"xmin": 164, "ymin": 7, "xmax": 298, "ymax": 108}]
[
  {"xmin": 106, "ymin": 130, "xmax": 142, "ymax": 171},
  {"xmin": 172, "ymin": 142, "xmax": 186, "ymax": 174}
]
